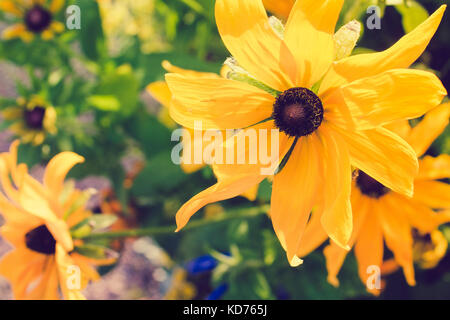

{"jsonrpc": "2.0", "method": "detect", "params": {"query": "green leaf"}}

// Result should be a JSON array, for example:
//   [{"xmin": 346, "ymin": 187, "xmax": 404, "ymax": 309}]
[
  {"xmin": 71, "ymin": 214, "xmax": 118, "ymax": 238},
  {"xmin": 87, "ymin": 95, "xmax": 120, "ymax": 111},
  {"xmin": 74, "ymin": 243, "xmax": 118, "ymax": 260},
  {"xmin": 131, "ymin": 152, "xmax": 187, "ymax": 197},
  {"xmin": 394, "ymin": 1, "xmax": 429, "ymax": 33}
]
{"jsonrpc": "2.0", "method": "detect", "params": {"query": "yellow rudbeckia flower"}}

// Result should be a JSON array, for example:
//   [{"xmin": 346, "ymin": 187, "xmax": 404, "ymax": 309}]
[
  {"xmin": 0, "ymin": 141, "xmax": 114, "ymax": 299},
  {"xmin": 1, "ymin": 96, "xmax": 57, "ymax": 145},
  {"xmin": 147, "ymin": 61, "xmax": 259, "ymax": 201},
  {"xmin": 300, "ymin": 103, "xmax": 450, "ymax": 295},
  {"xmin": 0, "ymin": 0, "xmax": 65, "ymax": 42},
  {"xmin": 165, "ymin": 0, "xmax": 447, "ymax": 266}
]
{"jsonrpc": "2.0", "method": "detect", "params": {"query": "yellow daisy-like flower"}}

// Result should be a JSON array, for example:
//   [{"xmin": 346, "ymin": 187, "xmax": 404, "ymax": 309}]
[
  {"xmin": 301, "ymin": 103, "xmax": 450, "ymax": 295},
  {"xmin": 0, "ymin": 141, "xmax": 114, "ymax": 299},
  {"xmin": 147, "ymin": 61, "xmax": 259, "ymax": 201},
  {"xmin": 0, "ymin": 0, "xmax": 65, "ymax": 42},
  {"xmin": 165, "ymin": 0, "xmax": 447, "ymax": 266},
  {"xmin": 263, "ymin": 0, "xmax": 294, "ymax": 20},
  {"xmin": 2, "ymin": 96, "xmax": 57, "ymax": 145}
]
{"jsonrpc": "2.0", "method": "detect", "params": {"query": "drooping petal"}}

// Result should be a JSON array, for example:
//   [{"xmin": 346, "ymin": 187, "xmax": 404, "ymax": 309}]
[
  {"xmin": 417, "ymin": 155, "xmax": 450, "ymax": 180},
  {"xmin": 323, "ymin": 189, "xmax": 370, "ymax": 286},
  {"xmin": 43, "ymin": 152, "xmax": 85, "ymax": 198},
  {"xmin": 329, "ymin": 69, "xmax": 446, "ymax": 130},
  {"xmin": 317, "ymin": 126, "xmax": 352, "ymax": 249},
  {"xmin": 55, "ymin": 244, "xmax": 86, "ymax": 300},
  {"xmin": 166, "ymin": 74, "xmax": 274, "ymax": 130},
  {"xmin": 354, "ymin": 202, "xmax": 384, "ymax": 295},
  {"xmin": 0, "ymin": 1, "xmax": 23, "ymax": 17},
  {"xmin": 320, "ymin": 5, "xmax": 446, "ymax": 93},
  {"xmin": 215, "ymin": 0, "xmax": 296, "ymax": 91},
  {"xmin": 392, "ymin": 193, "xmax": 450, "ymax": 233},
  {"xmin": 412, "ymin": 180, "xmax": 450, "ymax": 209},
  {"xmin": 379, "ymin": 194, "xmax": 416, "ymax": 286},
  {"xmin": 175, "ymin": 122, "xmax": 289, "ymax": 231},
  {"xmin": 407, "ymin": 103, "xmax": 450, "ymax": 157},
  {"xmin": 27, "ymin": 259, "xmax": 60, "ymax": 300},
  {"xmin": 270, "ymin": 134, "xmax": 321, "ymax": 266},
  {"xmin": 297, "ymin": 208, "xmax": 327, "ymax": 258},
  {"xmin": 284, "ymin": 0, "xmax": 344, "ymax": 87},
  {"xmin": 146, "ymin": 81, "xmax": 172, "ymax": 108},
  {"xmin": 332, "ymin": 124, "xmax": 418, "ymax": 197}
]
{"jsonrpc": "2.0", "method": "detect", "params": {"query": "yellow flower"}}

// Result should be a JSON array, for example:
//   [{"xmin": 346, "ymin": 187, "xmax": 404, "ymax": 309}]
[
  {"xmin": 0, "ymin": 141, "xmax": 114, "ymax": 299},
  {"xmin": 165, "ymin": 0, "xmax": 447, "ymax": 266},
  {"xmin": 2, "ymin": 96, "xmax": 57, "ymax": 145},
  {"xmin": 307, "ymin": 103, "xmax": 450, "ymax": 295},
  {"xmin": 0, "ymin": 0, "xmax": 66, "ymax": 42},
  {"xmin": 263, "ymin": 0, "xmax": 294, "ymax": 20},
  {"xmin": 147, "ymin": 61, "xmax": 259, "ymax": 201}
]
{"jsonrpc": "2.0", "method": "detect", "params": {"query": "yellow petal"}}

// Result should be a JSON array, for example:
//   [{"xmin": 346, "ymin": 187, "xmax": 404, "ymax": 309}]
[
  {"xmin": 55, "ymin": 244, "xmax": 86, "ymax": 300},
  {"xmin": 263, "ymin": 0, "xmax": 294, "ymax": 20},
  {"xmin": 334, "ymin": 69, "xmax": 446, "ymax": 130},
  {"xmin": 162, "ymin": 60, "xmax": 220, "ymax": 78},
  {"xmin": 241, "ymin": 184, "xmax": 259, "ymax": 201},
  {"xmin": 392, "ymin": 193, "xmax": 450, "ymax": 233},
  {"xmin": 412, "ymin": 180, "xmax": 450, "ymax": 209},
  {"xmin": 270, "ymin": 134, "xmax": 321, "ymax": 266},
  {"xmin": 146, "ymin": 81, "xmax": 172, "ymax": 108},
  {"xmin": 43, "ymin": 151, "xmax": 85, "ymax": 198},
  {"xmin": 333, "ymin": 125, "xmax": 418, "ymax": 197},
  {"xmin": 284, "ymin": 0, "xmax": 343, "ymax": 87},
  {"xmin": 49, "ymin": 0, "xmax": 64, "ymax": 13},
  {"xmin": 0, "ymin": 1, "xmax": 23, "ymax": 16},
  {"xmin": 297, "ymin": 208, "xmax": 327, "ymax": 258},
  {"xmin": 354, "ymin": 201, "xmax": 384, "ymax": 295},
  {"xmin": 27, "ymin": 260, "xmax": 60, "ymax": 300},
  {"xmin": 324, "ymin": 190, "xmax": 371, "ymax": 287},
  {"xmin": 2, "ymin": 23, "xmax": 26, "ymax": 40},
  {"xmin": 407, "ymin": 103, "xmax": 450, "ymax": 157},
  {"xmin": 417, "ymin": 154, "xmax": 450, "ymax": 180},
  {"xmin": 320, "ymin": 5, "xmax": 447, "ymax": 94},
  {"xmin": 379, "ymin": 194, "xmax": 416, "ymax": 286},
  {"xmin": 317, "ymin": 126, "xmax": 352, "ymax": 249},
  {"xmin": 166, "ymin": 74, "xmax": 274, "ymax": 130},
  {"xmin": 215, "ymin": 0, "xmax": 296, "ymax": 91},
  {"xmin": 175, "ymin": 121, "xmax": 288, "ymax": 230}
]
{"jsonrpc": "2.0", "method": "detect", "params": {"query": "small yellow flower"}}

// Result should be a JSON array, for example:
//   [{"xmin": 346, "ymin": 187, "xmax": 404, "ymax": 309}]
[
  {"xmin": 301, "ymin": 103, "xmax": 450, "ymax": 295},
  {"xmin": 0, "ymin": 141, "xmax": 115, "ymax": 300},
  {"xmin": 165, "ymin": 0, "xmax": 447, "ymax": 266},
  {"xmin": 0, "ymin": 0, "xmax": 66, "ymax": 42},
  {"xmin": 2, "ymin": 95, "xmax": 57, "ymax": 145}
]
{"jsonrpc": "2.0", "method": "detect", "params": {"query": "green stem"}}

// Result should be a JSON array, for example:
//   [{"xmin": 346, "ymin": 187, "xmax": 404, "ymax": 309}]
[{"xmin": 75, "ymin": 205, "xmax": 270, "ymax": 241}]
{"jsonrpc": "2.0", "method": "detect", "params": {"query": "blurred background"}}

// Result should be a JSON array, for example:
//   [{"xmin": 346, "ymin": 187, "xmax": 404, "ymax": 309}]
[{"xmin": 0, "ymin": 0, "xmax": 449, "ymax": 300}]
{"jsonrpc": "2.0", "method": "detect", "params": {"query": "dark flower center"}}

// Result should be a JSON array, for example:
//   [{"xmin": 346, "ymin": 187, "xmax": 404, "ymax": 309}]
[
  {"xmin": 24, "ymin": 5, "xmax": 52, "ymax": 33},
  {"xmin": 24, "ymin": 106, "xmax": 46, "ymax": 129},
  {"xmin": 25, "ymin": 225, "xmax": 56, "ymax": 255},
  {"xmin": 273, "ymin": 87, "xmax": 323, "ymax": 137},
  {"xmin": 356, "ymin": 171, "xmax": 390, "ymax": 198}
]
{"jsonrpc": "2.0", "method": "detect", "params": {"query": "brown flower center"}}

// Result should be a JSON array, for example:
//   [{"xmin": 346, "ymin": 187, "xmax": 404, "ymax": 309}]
[
  {"xmin": 356, "ymin": 171, "xmax": 390, "ymax": 198},
  {"xmin": 273, "ymin": 87, "xmax": 323, "ymax": 137},
  {"xmin": 25, "ymin": 225, "xmax": 56, "ymax": 255},
  {"xmin": 24, "ymin": 106, "xmax": 46, "ymax": 129},
  {"xmin": 25, "ymin": 5, "xmax": 52, "ymax": 33}
]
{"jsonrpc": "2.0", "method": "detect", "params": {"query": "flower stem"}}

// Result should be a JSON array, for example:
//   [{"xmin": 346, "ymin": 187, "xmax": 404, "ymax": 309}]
[{"xmin": 75, "ymin": 205, "xmax": 270, "ymax": 241}]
